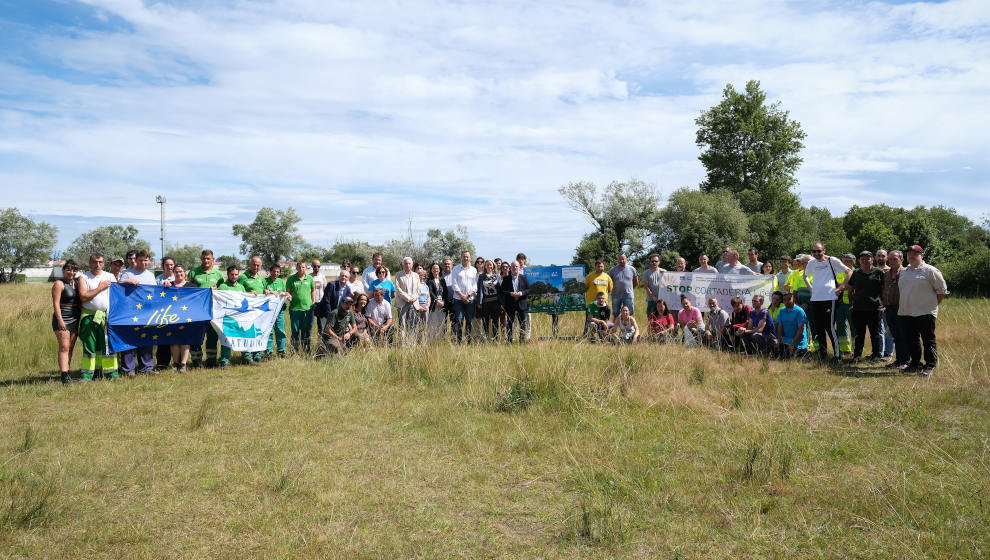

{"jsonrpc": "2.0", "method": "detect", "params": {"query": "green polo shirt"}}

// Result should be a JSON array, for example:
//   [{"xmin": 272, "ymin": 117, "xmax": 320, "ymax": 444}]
[
  {"xmin": 286, "ymin": 274, "xmax": 314, "ymax": 311},
  {"xmin": 238, "ymin": 272, "xmax": 266, "ymax": 294},
  {"xmin": 189, "ymin": 266, "xmax": 223, "ymax": 288},
  {"xmin": 217, "ymin": 279, "xmax": 246, "ymax": 292},
  {"xmin": 264, "ymin": 276, "xmax": 286, "ymax": 293}
]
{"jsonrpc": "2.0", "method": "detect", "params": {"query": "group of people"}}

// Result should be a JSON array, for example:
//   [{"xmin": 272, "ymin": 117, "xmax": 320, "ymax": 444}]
[
  {"xmin": 583, "ymin": 244, "xmax": 947, "ymax": 377},
  {"xmin": 49, "ymin": 241, "xmax": 948, "ymax": 385},
  {"xmin": 49, "ymin": 248, "xmax": 536, "ymax": 383}
]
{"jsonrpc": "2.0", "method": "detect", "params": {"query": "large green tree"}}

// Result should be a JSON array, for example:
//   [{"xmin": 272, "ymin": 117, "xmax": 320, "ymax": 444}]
[
  {"xmin": 65, "ymin": 225, "xmax": 152, "ymax": 265},
  {"xmin": 328, "ymin": 241, "xmax": 380, "ymax": 271},
  {"xmin": 422, "ymin": 226, "xmax": 476, "ymax": 264},
  {"xmin": 695, "ymin": 80, "xmax": 806, "ymax": 257},
  {"xmin": 0, "ymin": 208, "xmax": 58, "ymax": 282},
  {"xmin": 657, "ymin": 188, "xmax": 751, "ymax": 263},
  {"xmin": 559, "ymin": 179, "xmax": 662, "ymax": 269},
  {"xmin": 231, "ymin": 207, "xmax": 305, "ymax": 268}
]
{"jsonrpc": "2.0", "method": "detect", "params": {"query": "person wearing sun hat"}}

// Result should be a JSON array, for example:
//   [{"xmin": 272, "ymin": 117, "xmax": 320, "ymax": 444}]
[{"xmin": 896, "ymin": 244, "xmax": 948, "ymax": 376}]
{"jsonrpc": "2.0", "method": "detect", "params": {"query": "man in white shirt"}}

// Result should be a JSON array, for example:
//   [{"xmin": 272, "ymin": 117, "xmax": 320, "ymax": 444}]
[
  {"xmin": 394, "ymin": 257, "xmax": 423, "ymax": 343},
  {"xmin": 450, "ymin": 250, "xmax": 478, "ymax": 344},
  {"xmin": 76, "ymin": 253, "xmax": 118, "ymax": 380},
  {"xmin": 362, "ymin": 252, "xmax": 391, "ymax": 291},
  {"xmin": 118, "ymin": 249, "xmax": 158, "ymax": 376},
  {"xmin": 365, "ymin": 287, "xmax": 395, "ymax": 344},
  {"xmin": 897, "ymin": 245, "xmax": 948, "ymax": 376},
  {"xmin": 803, "ymin": 242, "xmax": 851, "ymax": 362},
  {"xmin": 311, "ymin": 259, "xmax": 325, "ymax": 305}
]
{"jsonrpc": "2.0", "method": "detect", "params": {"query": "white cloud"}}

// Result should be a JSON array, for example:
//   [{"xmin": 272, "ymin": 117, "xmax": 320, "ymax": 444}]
[{"xmin": 1, "ymin": 0, "xmax": 988, "ymax": 263}]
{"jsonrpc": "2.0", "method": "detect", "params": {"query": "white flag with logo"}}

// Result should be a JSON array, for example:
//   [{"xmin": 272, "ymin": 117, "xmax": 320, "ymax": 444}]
[{"xmin": 210, "ymin": 291, "xmax": 286, "ymax": 351}]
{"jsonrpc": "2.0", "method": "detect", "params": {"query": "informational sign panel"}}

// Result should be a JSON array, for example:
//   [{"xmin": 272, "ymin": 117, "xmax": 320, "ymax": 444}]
[
  {"xmin": 659, "ymin": 272, "xmax": 774, "ymax": 311},
  {"xmin": 526, "ymin": 265, "xmax": 586, "ymax": 314}
]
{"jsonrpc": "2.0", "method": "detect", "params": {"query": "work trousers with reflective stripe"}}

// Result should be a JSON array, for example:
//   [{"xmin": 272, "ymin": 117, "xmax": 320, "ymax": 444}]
[
  {"xmin": 190, "ymin": 328, "xmax": 219, "ymax": 365},
  {"xmin": 834, "ymin": 302, "xmax": 854, "ymax": 353},
  {"xmin": 79, "ymin": 313, "xmax": 118, "ymax": 379}
]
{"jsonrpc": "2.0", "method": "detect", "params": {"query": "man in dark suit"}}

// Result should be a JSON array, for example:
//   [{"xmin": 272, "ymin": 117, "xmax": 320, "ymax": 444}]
[
  {"xmin": 315, "ymin": 269, "xmax": 352, "ymax": 357},
  {"xmin": 501, "ymin": 260, "xmax": 530, "ymax": 343}
]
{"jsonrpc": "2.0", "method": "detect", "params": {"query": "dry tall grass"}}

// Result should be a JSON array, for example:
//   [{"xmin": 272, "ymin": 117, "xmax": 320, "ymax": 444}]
[{"xmin": 1, "ymin": 284, "xmax": 988, "ymax": 558}]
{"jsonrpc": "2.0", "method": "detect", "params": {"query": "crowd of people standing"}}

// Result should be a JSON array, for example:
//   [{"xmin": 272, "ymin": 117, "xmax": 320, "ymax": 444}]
[{"xmin": 48, "ymin": 242, "xmax": 947, "ymax": 385}]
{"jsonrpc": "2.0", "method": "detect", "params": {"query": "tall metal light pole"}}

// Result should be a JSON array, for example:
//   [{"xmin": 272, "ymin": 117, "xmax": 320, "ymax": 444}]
[{"xmin": 155, "ymin": 195, "xmax": 166, "ymax": 260}]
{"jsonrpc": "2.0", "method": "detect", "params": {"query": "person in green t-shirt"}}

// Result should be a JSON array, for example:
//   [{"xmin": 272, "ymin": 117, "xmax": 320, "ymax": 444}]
[
  {"xmin": 264, "ymin": 263, "xmax": 289, "ymax": 358},
  {"xmin": 285, "ymin": 261, "xmax": 316, "ymax": 355},
  {"xmin": 585, "ymin": 291, "xmax": 612, "ymax": 342},
  {"xmin": 217, "ymin": 265, "xmax": 246, "ymax": 367},
  {"xmin": 238, "ymin": 256, "xmax": 266, "ymax": 294},
  {"xmin": 188, "ymin": 249, "xmax": 224, "ymax": 367},
  {"xmin": 237, "ymin": 256, "xmax": 267, "ymax": 363}
]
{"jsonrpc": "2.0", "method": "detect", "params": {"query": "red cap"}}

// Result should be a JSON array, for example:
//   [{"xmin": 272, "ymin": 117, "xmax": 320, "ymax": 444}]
[{"xmin": 907, "ymin": 244, "xmax": 924, "ymax": 254}]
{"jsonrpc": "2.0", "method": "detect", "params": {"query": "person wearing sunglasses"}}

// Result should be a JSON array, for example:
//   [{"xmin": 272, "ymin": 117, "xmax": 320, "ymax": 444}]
[{"xmin": 803, "ymin": 242, "xmax": 851, "ymax": 363}]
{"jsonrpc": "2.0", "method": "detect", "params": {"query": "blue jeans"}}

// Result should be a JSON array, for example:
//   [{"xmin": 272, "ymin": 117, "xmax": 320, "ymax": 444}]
[
  {"xmin": 880, "ymin": 312, "xmax": 894, "ymax": 357},
  {"xmin": 451, "ymin": 298, "xmax": 476, "ymax": 343},
  {"xmin": 612, "ymin": 296, "xmax": 635, "ymax": 318},
  {"xmin": 885, "ymin": 306, "xmax": 908, "ymax": 365}
]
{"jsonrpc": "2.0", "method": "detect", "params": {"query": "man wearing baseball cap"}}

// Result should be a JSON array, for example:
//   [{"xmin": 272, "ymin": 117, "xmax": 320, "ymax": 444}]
[
  {"xmin": 847, "ymin": 250, "xmax": 885, "ymax": 363},
  {"xmin": 322, "ymin": 295, "xmax": 357, "ymax": 356},
  {"xmin": 897, "ymin": 245, "xmax": 948, "ymax": 376}
]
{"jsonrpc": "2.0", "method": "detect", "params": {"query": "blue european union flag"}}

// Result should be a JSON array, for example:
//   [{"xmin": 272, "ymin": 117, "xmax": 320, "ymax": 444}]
[{"xmin": 107, "ymin": 284, "xmax": 213, "ymax": 352}]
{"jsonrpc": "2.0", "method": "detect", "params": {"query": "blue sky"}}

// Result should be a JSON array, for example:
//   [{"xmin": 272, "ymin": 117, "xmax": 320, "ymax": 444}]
[{"xmin": 2, "ymin": 0, "xmax": 988, "ymax": 265}]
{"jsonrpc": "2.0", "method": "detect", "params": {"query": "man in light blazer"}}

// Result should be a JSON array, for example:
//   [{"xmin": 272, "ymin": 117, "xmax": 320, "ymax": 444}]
[{"xmin": 501, "ymin": 260, "xmax": 530, "ymax": 343}]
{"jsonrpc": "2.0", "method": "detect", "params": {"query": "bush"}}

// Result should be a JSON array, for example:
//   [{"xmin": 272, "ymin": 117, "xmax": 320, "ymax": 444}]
[{"xmin": 940, "ymin": 246, "xmax": 990, "ymax": 297}]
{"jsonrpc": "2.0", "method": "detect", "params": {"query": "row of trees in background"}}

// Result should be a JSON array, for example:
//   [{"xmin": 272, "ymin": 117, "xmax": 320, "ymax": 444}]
[
  {"xmin": 562, "ymin": 80, "xmax": 990, "ymax": 296},
  {"xmin": 50, "ymin": 208, "xmax": 474, "ymax": 277},
  {"xmin": 0, "ymin": 205, "xmax": 476, "ymax": 282}
]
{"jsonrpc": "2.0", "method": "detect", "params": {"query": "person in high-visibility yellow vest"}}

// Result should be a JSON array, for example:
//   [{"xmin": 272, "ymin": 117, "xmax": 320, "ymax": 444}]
[
  {"xmin": 833, "ymin": 254, "xmax": 857, "ymax": 354},
  {"xmin": 786, "ymin": 255, "xmax": 816, "ymax": 352}
]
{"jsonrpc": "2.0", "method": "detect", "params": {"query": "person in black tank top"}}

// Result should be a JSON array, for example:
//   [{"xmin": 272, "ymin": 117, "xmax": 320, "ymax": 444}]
[{"xmin": 51, "ymin": 260, "xmax": 81, "ymax": 384}]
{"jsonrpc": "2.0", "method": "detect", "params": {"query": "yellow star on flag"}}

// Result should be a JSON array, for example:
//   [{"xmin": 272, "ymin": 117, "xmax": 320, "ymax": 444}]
[
  {"xmin": 181, "ymin": 305, "xmax": 187, "ymax": 311},
  {"xmin": 133, "ymin": 316, "xmax": 139, "ymax": 322},
  {"xmin": 141, "ymin": 333, "xmax": 147, "ymax": 338},
  {"xmin": 136, "ymin": 303, "xmax": 142, "ymax": 309},
  {"xmin": 160, "ymin": 292, "xmax": 166, "ymax": 297},
  {"xmin": 146, "ymin": 294, "xmax": 153, "ymax": 300},
  {"xmin": 133, "ymin": 327, "xmax": 140, "ymax": 332},
  {"xmin": 172, "ymin": 296, "xmax": 178, "ymax": 301},
  {"xmin": 152, "ymin": 335, "xmax": 158, "ymax": 340},
  {"xmin": 178, "ymin": 326, "xmax": 184, "ymax": 330},
  {"xmin": 166, "ymin": 332, "xmax": 172, "ymax": 337},
  {"xmin": 187, "ymin": 318, "xmax": 192, "ymax": 322}
]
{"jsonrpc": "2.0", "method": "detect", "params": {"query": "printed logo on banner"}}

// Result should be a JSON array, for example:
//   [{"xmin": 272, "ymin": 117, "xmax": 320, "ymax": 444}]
[{"xmin": 211, "ymin": 291, "xmax": 286, "ymax": 352}]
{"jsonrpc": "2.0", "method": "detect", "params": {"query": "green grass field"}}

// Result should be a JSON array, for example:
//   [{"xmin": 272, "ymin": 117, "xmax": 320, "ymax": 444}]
[{"xmin": 1, "ymin": 284, "xmax": 988, "ymax": 558}]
